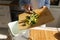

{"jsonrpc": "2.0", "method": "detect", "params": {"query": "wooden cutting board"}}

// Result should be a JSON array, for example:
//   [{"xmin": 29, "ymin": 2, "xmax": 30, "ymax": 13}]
[
  {"xmin": 18, "ymin": 6, "xmax": 54, "ymax": 30},
  {"xmin": 29, "ymin": 29, "xmax": 60, "ymax": 40}
]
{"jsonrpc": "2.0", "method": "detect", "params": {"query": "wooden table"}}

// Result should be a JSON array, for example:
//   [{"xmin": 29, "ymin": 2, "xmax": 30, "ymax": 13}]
[{"xmin": 29, "ymin": 28, "xmax": 60, "ymax": 40}]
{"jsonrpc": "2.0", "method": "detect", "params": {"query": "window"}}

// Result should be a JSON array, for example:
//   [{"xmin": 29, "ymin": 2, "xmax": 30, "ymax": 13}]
[{"xmin": 50, "ymin": 0, "xmax": 59, "ymax": 5}]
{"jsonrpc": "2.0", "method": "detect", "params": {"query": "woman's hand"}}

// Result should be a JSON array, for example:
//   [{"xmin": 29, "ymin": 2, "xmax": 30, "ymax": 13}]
[
  {"xmin": 39, "ymin": 6, "xmax": 47, "ymax": 9},
  {"xmin": 23, "ymin": 4, "xmax": 32, "ymax": 12}
]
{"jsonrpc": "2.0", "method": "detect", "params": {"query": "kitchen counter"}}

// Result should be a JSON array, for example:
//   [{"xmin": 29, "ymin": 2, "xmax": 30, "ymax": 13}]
[{"xmin": 8, "ymin": 21, "xmax": 60, "ymax": 40}]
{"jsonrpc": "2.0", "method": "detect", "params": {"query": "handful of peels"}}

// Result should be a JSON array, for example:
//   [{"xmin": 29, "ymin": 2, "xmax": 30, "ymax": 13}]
[{"xmin": 18, "ymin": 6, "xmax": 54, "ymax": 30}]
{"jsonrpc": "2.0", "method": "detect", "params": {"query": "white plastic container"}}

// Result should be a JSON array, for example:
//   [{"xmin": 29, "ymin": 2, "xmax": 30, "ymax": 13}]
[{"xmin": 8, "ymin": 21, "xmax": 46, "ymax": 40}]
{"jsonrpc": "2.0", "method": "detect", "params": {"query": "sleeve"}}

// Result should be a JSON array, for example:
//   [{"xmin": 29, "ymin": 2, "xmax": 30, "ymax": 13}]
[
  {"xmin": 45, "ymin": 0, "xmax": 50, "ymax": 8},
  {"xmin": 19, "ymin": 0, "xmax": 31, "ymax": 6}
]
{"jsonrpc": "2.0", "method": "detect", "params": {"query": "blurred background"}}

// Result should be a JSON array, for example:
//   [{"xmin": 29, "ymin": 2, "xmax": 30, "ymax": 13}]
[{"xmin": 0, "ymin": 0, "xmax": 60, "ymax": 40}]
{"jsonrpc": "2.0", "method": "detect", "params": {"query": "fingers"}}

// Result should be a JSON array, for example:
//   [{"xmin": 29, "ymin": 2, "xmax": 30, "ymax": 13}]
[
  {"xmin": 23, "ymin": 4, "xmax": 33, "ymax": 12},
  {"xmin": 39, "ymin": 6, "xmax": 47, "ymax": 9}
]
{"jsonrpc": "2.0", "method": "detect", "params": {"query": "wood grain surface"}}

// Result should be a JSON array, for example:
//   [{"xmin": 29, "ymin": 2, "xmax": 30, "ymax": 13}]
[
  {"xmin": 18, "ymin": 6, "xmax": 54, "ymax": 30},
  {"xmin": 29, "ymin": 29, "xmax": 60, "ymax": 40}
]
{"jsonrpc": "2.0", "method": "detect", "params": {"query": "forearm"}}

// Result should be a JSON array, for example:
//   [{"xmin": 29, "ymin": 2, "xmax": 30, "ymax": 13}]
[{"xmin": 19, "ymin": 0, "xmax": 31, "ymax": 11}]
